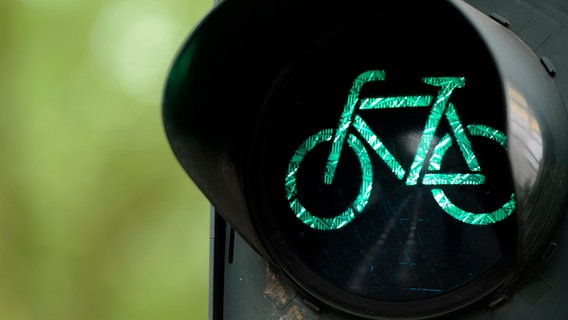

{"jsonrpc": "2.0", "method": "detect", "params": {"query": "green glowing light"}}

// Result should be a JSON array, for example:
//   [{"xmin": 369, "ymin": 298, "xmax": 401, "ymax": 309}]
[
  {"xmin": 423, "ymin": 173, "xmax": 485, "ymax": 185},
  {"xmin": 428, "ymin": 123, "xmax": 514, "ymax": 223},
  {"xmin": 467, "ymin": 124, "xmax": 508, "ymax": 149},
  {"xmin": 285, "ymin": 70, "xmax": 515, "ymax": 230},
  {"xmin": 286, "ymin": 129, "xmax": 373, "ymax": 230},
  {"xmin": 445, "ymin": 103, "xmax": 480, "ymax": 171},
  {"xmin": 353, "ymin": 115, "xmax": 405, "ymax": 180},
  {"xmin": 428, "ymin": 133, "xmax": 452, "ymax": 171},
  {"xmin": 324, "ymin": 70, "xmax": 385, "ymax": 185},
  {"xmin": 406, "ymin": 77, "xmax": 466, "ymax": 185},
  {"xmin": 433, "ymin": 190, "xmax": 516, "ymax": 225},
  {"xmin": 359, "ymin": 95, "xmax": 432, "ymax": 110}
]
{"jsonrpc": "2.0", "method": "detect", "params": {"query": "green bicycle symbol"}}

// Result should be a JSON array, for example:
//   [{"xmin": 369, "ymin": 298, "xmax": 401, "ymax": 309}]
[{"xmin": 285, "ymin": 70, "xmax": 516, "ymax": 230}]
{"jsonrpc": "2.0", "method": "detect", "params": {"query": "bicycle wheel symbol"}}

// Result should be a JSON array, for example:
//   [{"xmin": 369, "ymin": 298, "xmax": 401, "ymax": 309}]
[
  {"xmin": 429, "ymin": 124, "xmax": 516, "ymax": 225},
  {"xmin": 285, "ymin": 129, "xmax": 373, "ymax": 230}
]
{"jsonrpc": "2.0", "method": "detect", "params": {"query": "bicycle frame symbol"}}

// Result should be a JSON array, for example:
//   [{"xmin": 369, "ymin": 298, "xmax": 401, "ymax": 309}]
[{"xmin": 285, "ymin": 70, "xmax": 516, "ymax": 230}]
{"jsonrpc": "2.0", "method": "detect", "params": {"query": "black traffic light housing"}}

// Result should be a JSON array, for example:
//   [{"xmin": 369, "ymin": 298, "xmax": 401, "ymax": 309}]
[{"xmin": 162, "ymin": 0, "xmax": 568, "ymax": 318}]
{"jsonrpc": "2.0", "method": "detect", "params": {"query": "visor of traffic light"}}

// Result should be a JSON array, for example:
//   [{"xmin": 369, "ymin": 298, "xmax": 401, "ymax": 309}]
[{"xmin": 162, "ymin": 0, "xmax": 568, "ymax": 318}]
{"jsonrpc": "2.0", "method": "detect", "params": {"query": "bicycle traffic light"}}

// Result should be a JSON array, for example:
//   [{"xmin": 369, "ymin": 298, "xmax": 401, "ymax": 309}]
[{"xmin": 162, "ymin": 0, "xmax": 568, "ymax": 318}]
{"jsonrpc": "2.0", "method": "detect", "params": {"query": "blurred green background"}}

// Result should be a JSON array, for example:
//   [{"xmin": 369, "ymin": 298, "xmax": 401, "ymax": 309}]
[{"xmin": 0, "ymin": 0, "xmax": 214, "ymax": 319}]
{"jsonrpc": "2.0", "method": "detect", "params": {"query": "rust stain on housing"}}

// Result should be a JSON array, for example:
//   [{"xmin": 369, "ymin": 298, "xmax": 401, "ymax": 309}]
[{"xmin": 264, "ymin": 264, "xmax": 290, "ymax": 306}]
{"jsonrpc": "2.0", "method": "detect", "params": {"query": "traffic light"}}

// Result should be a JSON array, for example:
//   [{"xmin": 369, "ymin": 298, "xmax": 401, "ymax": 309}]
[{"xmin": 162, "ymin": 0, "xmax": 568, "ymax": 318}]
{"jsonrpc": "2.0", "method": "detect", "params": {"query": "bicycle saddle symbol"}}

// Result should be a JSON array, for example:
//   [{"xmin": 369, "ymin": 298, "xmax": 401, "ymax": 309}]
[{"xmin": 285, "ymin": 70, "xmax": 516, "ymax": 230}]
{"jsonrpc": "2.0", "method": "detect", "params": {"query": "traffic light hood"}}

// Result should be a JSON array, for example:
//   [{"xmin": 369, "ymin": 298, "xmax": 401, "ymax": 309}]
[{"xmin": 162, "ymin": 0, "xmax": 568, "ymax": 318}]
